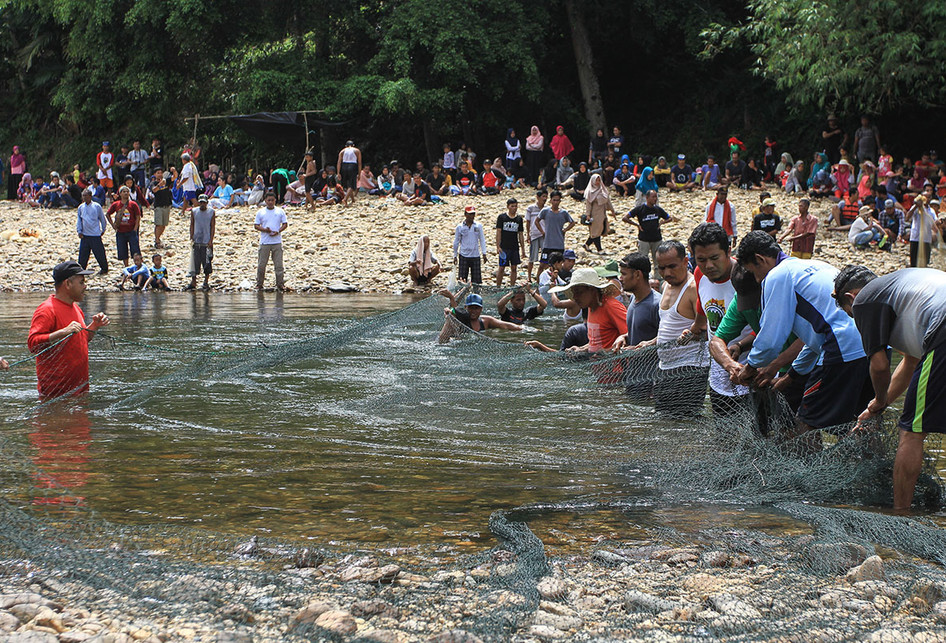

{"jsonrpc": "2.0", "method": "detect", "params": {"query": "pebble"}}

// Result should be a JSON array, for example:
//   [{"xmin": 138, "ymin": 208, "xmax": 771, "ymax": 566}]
[
  {"xmin": 536, "ymin": 577, "xmax": 567, "ymax": 600},
  {"xmin": 846, "ymin": 555, "xmax": 885, "ymax": 582},
  {"xmin": 313, "ymin": 609, "xmax": 358, "ymax": 635}
]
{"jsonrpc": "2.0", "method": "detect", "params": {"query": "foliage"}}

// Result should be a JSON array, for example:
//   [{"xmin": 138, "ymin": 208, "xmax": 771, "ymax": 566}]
[{"xmin": 702, "ymin": 0, "xmax": 946, "ymax": 114}]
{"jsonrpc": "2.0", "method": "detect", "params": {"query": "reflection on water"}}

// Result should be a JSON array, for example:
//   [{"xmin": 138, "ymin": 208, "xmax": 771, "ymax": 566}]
[{"xmin": 0, "ymin": 292, "xmax": 943, "ymax": 549}]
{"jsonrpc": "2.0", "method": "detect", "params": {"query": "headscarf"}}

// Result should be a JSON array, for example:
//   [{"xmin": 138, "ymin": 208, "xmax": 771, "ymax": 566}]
[
  {"xmin": 10, "ymin": 146, "xmax": 25, "ymax": 172},
  {"xmin": 506, "ymin": 128, "xmax": 518, "ymax": 145},
  {"xmin": 414, "ymin": 236, "xmax": 433, "ymax": 274},
  {"xmin": 635, "ymin": 167, "xmax": 658, "ymax": 194},
  {"xmin": 19, "ymin": 173, "xmax": 32, "ymax": 190},
  {"xmin": 590, "ymin": 130, "xmax": 607, "ymax": 154},
  {"xmin": 526, "ymin": 126, "xmax": 543, "ymax": 150},
  {"xmin": 550, "ymin": 126, "xmax": 574, "ymax": 160},
  {"xmin": 583, "ymin": 173, "xmax": 609, "ymax": 204}
]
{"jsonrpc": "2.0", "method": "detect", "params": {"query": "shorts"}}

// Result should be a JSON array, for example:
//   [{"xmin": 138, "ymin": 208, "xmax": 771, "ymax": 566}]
[
  {"xmin": 540, "ymin": 247, "xmax": 563, "ymax": 264},
  {"xmin": 498, "ymin": 247, "xmax": 520, "ymax": 267},
  {"xmin": 899, "ymin": 344, "xmax": 946, "ymax": 434},
  {"xmin": 154, "ymin": 206, "xmax": 171, "ymax": 226},
  {"xmin": 183, "ymin": 190, "xmax": 197, "ymax": 201},
  {"xmin": 796, "ymin": 357, "xmax": 873, "ymax": 431},
  {"xmin": 790, "ymin": 251, "xmax": 812, "ymax": 259},
  {"xmin": 190, "ymin": 243, "xmax": 213, "ymax": 276},
  {"xmin": 115, "ymin": 230, "xmax": 140, "ymax": 261},
  {"xmin": 101, "ymin": 178, "xmax": 113, "ymax": 189},
  {"xmin": 529, "ymin": 238, "xmax": 544, "ymax": 263},
  {"xmin": 340, "ymin": 163, "xmax": 358, "ymax": 189},
  {"xmin": 304, "ymin": 174, "xmax": 317, "ymax": 193}
]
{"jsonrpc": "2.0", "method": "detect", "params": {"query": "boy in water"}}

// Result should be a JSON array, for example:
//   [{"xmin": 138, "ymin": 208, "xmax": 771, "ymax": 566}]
[
  {"xmin": 120, "ymin": 252, "xmax": 150, "ymax": 290},
  {"xmin": 143, "ymin": 254, "xmax": 170, "ymax": 290}
]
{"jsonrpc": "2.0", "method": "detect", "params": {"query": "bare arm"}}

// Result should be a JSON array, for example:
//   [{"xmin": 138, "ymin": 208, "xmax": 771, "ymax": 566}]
[{"xmin": 482, "ymin": 316, "xmax": 523, "ymax": 332}]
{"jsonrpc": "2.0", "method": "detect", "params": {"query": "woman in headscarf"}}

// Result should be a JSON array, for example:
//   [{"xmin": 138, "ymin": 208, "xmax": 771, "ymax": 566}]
[
  {"xmin": 8, "ymin": 146, "xmax": 26, "ymax": 201},
  {"xmin": 583, "ymin": 174, "xmax": 615, "ymax": 253},
  {"xmin": 588, "ymin": 128, "xmax": 608, "ymax": 165},
  {"xmin": 566, "ymin": 161, "xmax": 591, "ymax": 200},
  {"xmin": 550, "ymin": 125, "xmax": 574, "ymax": 161},
  {"xmin": 774, "ymin": 152, "xmax": 794, "ymax": 179},
  {"xmin": 504, "ymin": 128, "xmax": 521, "ymax": 171},
  {"xmin": 525, "ymin": 126, "xmax": 544, "ymax": 185},
  {"xmin": 857, "ymin": 160, "xmax": 877, "ymax": 201},
  {"xmin": 633, "ymin": 166, "xmax": 659, "ymax": 207},
  {"xmin": 17, "ymin": 173, "xmax": 39, "ymax": 207},
  {"xmin": 808, "ymin": 151, "xmax": 830, "ymax": 188}
]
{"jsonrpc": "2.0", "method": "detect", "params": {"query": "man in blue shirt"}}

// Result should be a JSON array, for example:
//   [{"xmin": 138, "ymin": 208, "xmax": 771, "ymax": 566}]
[
  {"xmin": 734, "ymin": 231, "xmax": 872, "ymax": 452},
  {"xmin": 76, "ymin": 188, "xmax": 109, "ymax": 275}
]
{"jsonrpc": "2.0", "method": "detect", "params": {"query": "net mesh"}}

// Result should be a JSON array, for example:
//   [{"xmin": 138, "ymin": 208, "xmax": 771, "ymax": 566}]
[{"xmin": 1, "ymin": 288, "xmax": 945, "ymax": 641}]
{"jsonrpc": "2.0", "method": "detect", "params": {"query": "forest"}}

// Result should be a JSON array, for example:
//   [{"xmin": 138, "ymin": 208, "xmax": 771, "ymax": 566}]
[{"xmin": 2, "ymin": 0, "xmax": 945, "ymax": 170}]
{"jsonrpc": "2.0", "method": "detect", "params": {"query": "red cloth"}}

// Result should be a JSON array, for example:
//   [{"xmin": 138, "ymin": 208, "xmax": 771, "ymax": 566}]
[
  {"xmin": 550, "ymin": 130, "xmax": 574, "ymax": 160},
  {"xmin": 28, "ymin": 296, "xmax": 90, "ymax": 398},
  {"xmin": 586, "ymin": 296, "xmax": 628, "ymax": 352},
  {"xmin": 706, "ymin": 197, "xmax": 735, "ymax": 236},
  {"xmin": 108, "ymin": 200, "xmax": 141, "ymax": 233}
]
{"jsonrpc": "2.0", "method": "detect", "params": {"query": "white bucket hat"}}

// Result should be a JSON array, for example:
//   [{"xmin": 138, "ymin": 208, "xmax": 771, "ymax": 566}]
[{"xmin": 549, "ymin": 267, "xmax": 620, "ymax": 300}]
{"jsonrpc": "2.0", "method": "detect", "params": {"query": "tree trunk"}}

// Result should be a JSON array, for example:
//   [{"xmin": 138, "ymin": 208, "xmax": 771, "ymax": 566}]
[
  {"xmin": 422, "ymin": 118, "xmax": 438, "ymax": 168},
  {"xmin": 564, "ymin": 0, "xmax": 606, "ymax": 133}
]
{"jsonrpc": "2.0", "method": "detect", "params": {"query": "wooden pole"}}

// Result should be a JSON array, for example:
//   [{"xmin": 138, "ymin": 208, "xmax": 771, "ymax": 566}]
[
  {"xmin": 304, "ymin": 112, "xmax": 310, "ymax": 152},
  {"xmin": 192, "ymin": 114, "xmax": 199, "ymax": 145}
]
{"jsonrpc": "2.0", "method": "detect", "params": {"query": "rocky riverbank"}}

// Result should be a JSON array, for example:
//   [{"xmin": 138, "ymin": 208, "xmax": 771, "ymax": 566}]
[
  {"xmin": 2, "ymin": 532, "xmax": 945, "ymax": 642},
  {"xmin": 0, "ymin": 189, "xmax": 924, "ymax": 294}
]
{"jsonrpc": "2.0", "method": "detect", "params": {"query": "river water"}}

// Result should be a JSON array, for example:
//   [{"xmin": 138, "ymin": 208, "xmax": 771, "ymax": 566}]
[{"xmin": 1, "ymin": 292, "xmax": 942, "ymax": 552}]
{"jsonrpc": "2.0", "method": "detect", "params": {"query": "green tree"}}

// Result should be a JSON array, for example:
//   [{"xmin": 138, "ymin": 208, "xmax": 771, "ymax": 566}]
[{"xmin": 702, "ymin": 0, "xmax": 946, "ymax": 114}]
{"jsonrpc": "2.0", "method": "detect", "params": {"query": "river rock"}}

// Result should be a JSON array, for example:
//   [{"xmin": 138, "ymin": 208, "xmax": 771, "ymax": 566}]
[
  {"xmin": 709, "ymin": 594, "xmax": 762, "ymax": 619},
  {"xmin": 363, "ymin": 564, "xmax": 401, "ymax": 584},
  {"xmin": 913, "ymin": 580, "xmax": 946, "ymax": 605},
  {"xmin": 625, "ymin": 591, "xmax": 679, "ymax": 613},
  {"xmin": 351, "ymin": 599, "xmax": 398, "ymax": 619},
  {"xmin": 701, "ymin": 551, "xmax": 730, "ymax": 568},
  {"xmin": 591, "ymin": 550, "xmax": 629, "ymax": 566},
  {"xmin": 537, "ymin": 577, "xmax": 567, "ymax": 600},
  {"xmin": 291, "ymin": 600, "xmax": 334, "ymax": 625},
  {"xmin": 526, "ymin": 624, "xmax": 567, "ymax": 639},
  {"xmin": 846, "ymin": 555, "xmax": 885, "ymax": 582},
  {"xmin": 314, "ymin": 609, "xmax": 358, "ymax": 635},
  {"xmin": 867, "ymin": 629, "xmax": 915, "ymax": 642},
  {"xmin": 327, "ymin": 281, "xmax": 359, "ymax": 292},
  {"xmin": 4, "ymin": 632, "xmax": 59, "ymax": 643},
  {"xmin": 933, "ymin": 601, "xmax": 946, "ymax": 623},
  {"xmin": 0, "ymin": 610, "xmax": 20, "ymax": 632},
  {"xmin": 427, "ymin": 630, "xmax": 484, "ymax": 643},
  {"xmin": 59, "ymin": 631, "xmax": 92, "ymax": 643}
]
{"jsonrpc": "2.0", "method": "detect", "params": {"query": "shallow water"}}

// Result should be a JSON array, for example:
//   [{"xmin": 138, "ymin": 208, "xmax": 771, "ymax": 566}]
[{"xmin": 1, "ymin": 292, "xmax": 942, "ymax": 550}]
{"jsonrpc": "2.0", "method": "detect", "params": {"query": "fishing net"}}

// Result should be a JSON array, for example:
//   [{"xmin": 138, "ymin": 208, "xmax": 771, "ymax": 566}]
[{"xmin": 1, "ymin": 288, "xmax": 944, "ymax": 641}]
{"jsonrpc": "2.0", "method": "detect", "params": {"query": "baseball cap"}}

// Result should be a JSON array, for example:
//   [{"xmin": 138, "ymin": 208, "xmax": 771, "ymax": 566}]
[
  {"xmin": 562, "ymin": 249, "xmax": 577, "ymax": 260},
  {"xmin": 464, "ymin": 293, "xmax": 484, "ymax": 308},
  {"xmin": 53, "ymin": 260, "xmax": 93, "ymax": 285},
  {"xmin": 884, "ymin": 199, "xmax": 895, "ymax": 208},
  {"xmin": 102, "ymin": 141, "xmax": 110, "ymax": 147},
  {"xmin": 464, "ymin": 205, "xmax": 476, "ymax": 215},
  {"xmin": 677, "ymin": 154, "xmax": 686, "ymax": 160},
  {"xmin": 762, "ymin": 198, "xmax": 777, "ymax": 207},
  {"xmin": 198, "ymin": 194, "xmax": 209, "ymax": 202}
]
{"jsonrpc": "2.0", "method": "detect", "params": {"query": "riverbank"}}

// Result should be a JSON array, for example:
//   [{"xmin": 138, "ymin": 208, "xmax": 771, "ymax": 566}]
[
  {"xmin": 2, "ymin": 532, "xmax": 944, "ymax": 642},
  {"xmin": 0, "ymin": 189, "xmax": 920, "ymax": 293}
]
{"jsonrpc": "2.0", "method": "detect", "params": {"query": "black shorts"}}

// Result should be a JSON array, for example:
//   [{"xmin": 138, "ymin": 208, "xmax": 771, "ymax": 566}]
[
  {"xmin": 416, "ymin": 274, "xmax": 430, "ymax": 284},
  {"xmin": 304, "ymin": 174, "xmax": 317, "ymax": 193},
  {"xmin": 540, "ymin": 247, "xmax": 563, "ymax": 264},
  {"xmin": 899, "ymin": 343, "xmax": 946, "ymax": 434},
  {"xmin": 499, "ymin": 247, "xmax": 520, "ymax": 267},
  {"xmin": 340, "ymin": 163, "xmax": 358, "ymax": 189},
  {"xmin": 796, "ymin": 357, "xmax": 873, "ymax": 432}
]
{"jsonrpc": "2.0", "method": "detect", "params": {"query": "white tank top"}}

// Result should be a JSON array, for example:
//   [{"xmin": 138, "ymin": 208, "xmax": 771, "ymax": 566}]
[
  {"xmin": 341, "ymin": 147, "xmax": 358, "ymax": 163},
  {"xmin": 657, "ymin": 275, "xmax": 708, "ymax": 370}
]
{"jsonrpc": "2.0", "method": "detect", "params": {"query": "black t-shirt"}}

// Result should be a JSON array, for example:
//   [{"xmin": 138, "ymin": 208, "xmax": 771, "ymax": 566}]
[
  {"xmin": 740, "ymin": 164, "xmax": 762, "ymax": 187},
  {"xmin": 413, "ymin": 181, "xmax": 432, "ymax": 201},
  {"xmin": 671, "ymin": 164, "xmax": 693, "ymax": 184},
  {"xmin": 501, "ymin": 305, "xmax": 541, "ymax": 324},
  {"xmin": 151, "ymin": 181, "xmax": 172, "ymax": 207},
  {"xmin": 496, "ymin": 213, "xmax": 524, "ymax": 250},
  {"xmin": 456, "ymin": 171, "xmax": 477, "ymax": 190},
  {"xmin": 427, "ymin": 173, "xmax": 445, "ymax": 191},
  {"xmin": 452, "ymin": 309, "xmax": 482, "ymax": 331},
  {"xmin": 629, "ymin": 204, "xmax": 670, "ymax": 242},
  {"xmin": 573, "ymin": 171, "xmax": 591, "ymax": 192},
  {"xmin": 752, "ymin": 213, "xmax": 782, "ymax": 234},
  {"xmin": 725, "ymin": 160, "xmax": 746, "ymax": 178},
  {"xmin": 149, "ymin": 146, "xmax": 163, "ymax": 171},
  {"xmin": 67, "ymin": 184, "xmax": 83, "ymax": 202}
]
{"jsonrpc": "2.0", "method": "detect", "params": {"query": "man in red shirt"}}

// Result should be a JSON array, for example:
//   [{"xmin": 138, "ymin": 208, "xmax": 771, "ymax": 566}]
[
  {"xmin": 107, "ymin": 185, "xmax": 142, "ymax": 267},
  {"xmin": 28, "ymin": 261, "xmax": 110, "ymax": 399}
]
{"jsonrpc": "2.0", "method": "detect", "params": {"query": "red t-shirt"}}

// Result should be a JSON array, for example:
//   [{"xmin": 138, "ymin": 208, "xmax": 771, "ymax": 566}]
[
  {"xmin": 586, "ymin": 296, "xmax": 628, "ymax": 351},
  {"xmin": 108, "ymin": 200, "xmax": 141, "ymax": 233},
  {"xmin": 28, "ymin": 296, "xmax": 90, "ymax": 398}
]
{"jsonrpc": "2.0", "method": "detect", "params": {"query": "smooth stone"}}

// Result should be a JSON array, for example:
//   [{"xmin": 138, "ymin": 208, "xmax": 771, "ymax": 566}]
[
  {"xmin": 709, "ymin": 594, "xmax": 762, "ymax": 619},
  {"xmin": 314, "ymin": 609, "xmax": 358, "ymax": 635},
  {"xmin": 427, "ymin": 630, "xmax": 484, "ymax": 643},
  {"xmin": 625, "ymin": 590, "xmax": 679, "ymax": 613},
  {"xmin": 291, "ymin": 600, "xmax": 334, "ymax": 625},
  {"xmin": 537, "ymin": 577, "xmax": 567, "ymax": 600},
  {"xmin": 846, "ymin": 555, "xmax": 885, "ymax": 582}
]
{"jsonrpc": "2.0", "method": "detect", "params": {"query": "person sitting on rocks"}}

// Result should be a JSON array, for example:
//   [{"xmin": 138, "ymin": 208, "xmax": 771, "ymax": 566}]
[
  {"xmin": 143, "ymin": 253, "xmax": 170, "ymax": 290},
  {"xmin": 401, "ymin": 171, "xmax": 433, "ymax": 205},
  {"xmin": 120, "ymin": 252, "xmax": 150, "ymax": 290},
  {"xmin": 357, "ymin": 164, "xmax": 376, "ymax": 193},
  {"xmin": 314, "ymin": 176, "xmax": 342, "ymax": 207},
  {"xmin": 612, "ymin": 162, "xmax": 637, "ymax": 197},
  {"xmin": 409, "ymin": 235, "xmax": 442, "ymax": 286},
  {"xmin": 426, "ymin": 164, "xmax": 449, "ymax": 196},
  {"xmin": 846, "ymin": 205, "xmax": 888, "ymax": 250},
  {"xmin": 374, "ymin": 166, "xmax": 396, "ymax": 197},
  {"xmin": 437, "ymin": 291, "xmax": 523, "ymax": 343},
  {"xmin": 451, "ymin": 160, "xmax": 478, "ymax": 196},
  {"xmin": 477, "ymin": 158, "xmax": 503, "ymax": 195}
]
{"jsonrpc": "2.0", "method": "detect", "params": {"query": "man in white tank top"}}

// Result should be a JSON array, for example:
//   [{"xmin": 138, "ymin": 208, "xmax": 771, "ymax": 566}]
[
  {"xmin": 650, "ymin": 240, "xmax": 710, "ymax": 417},
  {"xmin": 336, "ymin": 141, "xmax": 362, "ymax": 207}
]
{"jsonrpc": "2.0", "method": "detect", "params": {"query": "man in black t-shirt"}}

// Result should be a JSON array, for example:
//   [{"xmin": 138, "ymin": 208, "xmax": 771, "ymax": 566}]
[
  {"xmin": 724, "ymin": 151, "xmax": 746, "ymax": 186},
  {"xmin": 148, "ymin": 138, "xmax": 164, "ymax": 172},
  {"xmin": 426, "ymin": 164, "xmax": 447, "ymax": 196},
  {"xmin": 495, "ymin": 198, "xmax": 527, "ymax": 286},
  {"xmin": 150, "ymin": 167, "xmax": 173, "ymax": 248},
  {"xmin": 668, "ymin": 154, "xmax": 696, "ymax": 191},
  {"xmin": 622, "ymin": 189, "xmax": 672, "ymax": 276},
  {"xmin": 752, "ymin": 198, "xmax": 782, "ymax": 238}
]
